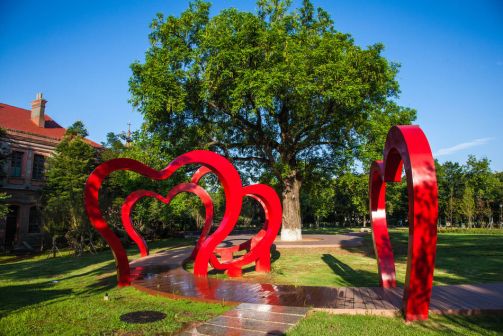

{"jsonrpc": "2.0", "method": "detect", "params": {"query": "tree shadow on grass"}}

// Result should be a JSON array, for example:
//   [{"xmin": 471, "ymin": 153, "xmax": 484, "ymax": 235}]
[
  {"xmin": 321, "ymin": 254, "xmax": 378, "ymax": 287},
  {"xmin": 0, "ymin": 282, "xmax": 73, "ymax": 318},
  {"xmin": 0, "ymin": 250, "xmax": 116, "ymax": 282},
  {"xmin": 0, "ymin": 238, "xmax": 192, "ymax": 283},
  {"xmin": 415, "ymin": 313, "xmax": 503, "ymax": 335},
  {"xmin": 343, "ymin": 231, "xmax": 503, "ymax": 285},
  {"xmin": 0, "ymin": 260, "xmax": 118, "ymax": 317}
]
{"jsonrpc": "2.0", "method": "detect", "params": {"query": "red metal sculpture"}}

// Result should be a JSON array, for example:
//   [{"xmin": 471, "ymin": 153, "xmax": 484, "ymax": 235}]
[
  {"xmin": 84, "ymin": 150, "xmax": 282, "ymax": 287},
  {"xmin": 369, "ymin": 125, "xmax": 438, "ymax": 321},
  {"xmin": 190, "ymin": 166, "xmax": 272, "ymax": 274}
]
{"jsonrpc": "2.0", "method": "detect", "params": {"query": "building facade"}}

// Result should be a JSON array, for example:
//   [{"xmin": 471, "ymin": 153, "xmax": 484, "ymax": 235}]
[{"xmin": 0, "ymin": 94, "xmax": 99, "ymax": 251}]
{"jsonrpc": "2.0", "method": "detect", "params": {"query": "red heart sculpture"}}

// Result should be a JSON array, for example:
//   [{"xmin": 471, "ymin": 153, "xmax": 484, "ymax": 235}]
[
  {"xmin": 369, "ymin": 125, "xmax": 438, "ymax": 321},
  {"xmin": 84, "ymin": 150, "xmax": 282, "ymax": 286},
  {"xmin": 190, "ymin": 166, "xmax": 274, "ymax": 276}
]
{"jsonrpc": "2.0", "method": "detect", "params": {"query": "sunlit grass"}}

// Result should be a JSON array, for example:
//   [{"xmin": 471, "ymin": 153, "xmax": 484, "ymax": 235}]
[
  {"xmin": 0, "ymin": 238, "xmax": 230, "ymax": 336},
  {"xmin": 186, "ymin": 229, "xmax": 503, "ymax": 287},
  {"xmin": 288, "ymin": 312, "xmax": 503, "ymax": 336}
]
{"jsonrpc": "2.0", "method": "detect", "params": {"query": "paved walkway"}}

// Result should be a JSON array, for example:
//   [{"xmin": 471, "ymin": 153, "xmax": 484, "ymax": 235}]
[
  {"xmin": 130, "ymin": 240, "xmax": 503, "ymax": 317},
  {"xmin": 179, "ymin": 303, "xmax": 309, "ymax": 336},
  {"xmin": 217, "ymin": 233, "xmax": 365, "ymax": 249}
]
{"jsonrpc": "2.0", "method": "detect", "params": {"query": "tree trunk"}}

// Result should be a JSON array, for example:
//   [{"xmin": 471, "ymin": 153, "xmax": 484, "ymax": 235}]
[{"xmin": 280, "ymin": 173, "xmax": 302, "ymax": 241}]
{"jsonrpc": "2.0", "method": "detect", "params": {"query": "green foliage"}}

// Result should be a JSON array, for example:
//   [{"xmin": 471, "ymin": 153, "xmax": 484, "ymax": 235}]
[
  {"xmin": 65, "ymin": 120, "xmax": 89, "ymax": 137},
  {"xmin": 436, "ymin": 156, "xmax": 502, "ymax": 228},
  {"xmin": 129, "ymin": 0, "xmax": 415, "ymax": 230},
  {"xmin": 42, "ymin": 122, "xmax": 99, "ymax": 254},
  {"xmin": 460, "ymin": 185, "xmax": 475, "ymax": 228}
]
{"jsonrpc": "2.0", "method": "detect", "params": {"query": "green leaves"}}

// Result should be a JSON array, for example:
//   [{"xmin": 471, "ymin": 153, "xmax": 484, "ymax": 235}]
[
  {"xmin": 129, "ymin": 0, "xmax": 417, "ymax": 231},
  {"xmin": 42, "ymin": 122, "xmax": 99, "ymax": 251}
]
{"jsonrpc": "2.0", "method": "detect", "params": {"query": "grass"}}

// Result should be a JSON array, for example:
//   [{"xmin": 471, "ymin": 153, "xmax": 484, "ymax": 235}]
[
  {"xmin": 2, "ymin": 229, "xmax": 503, "ymax": 335},
  {"xmin": 198, "ymin": 228, "xmax": 503, "ymax": 287},
  {"xmin": 288, "ymin": 312, "xmax": 503, "ymax": 336},
  {"xmin": 0, "ymin": 238, "xmax": 230, "ymax": 336}
]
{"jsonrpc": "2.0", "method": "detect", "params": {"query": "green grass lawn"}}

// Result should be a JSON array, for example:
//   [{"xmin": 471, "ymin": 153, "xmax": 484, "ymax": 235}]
[
  {"xmin": 2, "ymin": 229, "xmax": 503, "ymax": 335},
  {"xmin": 208, "ymin": 228, "xmax": 503, "ymax": 287},
  {"xmin": 0, "ymin": 239, "xmax": 230, "ymax": 336},
  {"xmin": 288, "ymin": 312, "xmax": 503, "ymax": 336}
]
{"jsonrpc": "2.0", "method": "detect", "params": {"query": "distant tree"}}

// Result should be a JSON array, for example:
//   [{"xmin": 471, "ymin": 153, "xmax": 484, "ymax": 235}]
[
  {"xmin": 464, "ymin": 156, "xmax": 500, "ymax": 227},
  {"xmin": 459, "ymin": 185, "xmax": 475, "ymax": 228},
  {"xmin": 436, "ymin": 160, "xmax": 464, "ymax": 226},
  {"xmin": 300, "ymin": 171, "xmax": 335, "ymax": 228},
  {"xmin": 42, "ymin": 122, "xmax": 98, "ymax": 255},
  {"xmin": 333, "ymin": 173, "xmax": 368, "ymax": 227},
  {"xmin": 129, "ymin": 0, "xmax": 415, "ymax": 240},
  {"xmin": 66, "ymin": 120, "xmax": 89, "ymax": 137}
]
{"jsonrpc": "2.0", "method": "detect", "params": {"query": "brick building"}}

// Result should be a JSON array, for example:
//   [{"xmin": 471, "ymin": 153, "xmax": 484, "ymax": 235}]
[{"xmin": 0, "ymin": 94, "xmax": 100, "ymax": 251}]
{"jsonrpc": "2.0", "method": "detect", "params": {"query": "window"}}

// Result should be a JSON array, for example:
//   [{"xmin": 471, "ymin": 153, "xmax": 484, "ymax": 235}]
[
  {"xmin": 32, "ymin": 154, "xmax": 45, "ymax": 180},
  {"xmin": 10, "ymin": 151, "xmax": 23, "ymax": 177},
  {"xmin": 28, "ymin": 207, "xmax": 41, "ymax": 233}
]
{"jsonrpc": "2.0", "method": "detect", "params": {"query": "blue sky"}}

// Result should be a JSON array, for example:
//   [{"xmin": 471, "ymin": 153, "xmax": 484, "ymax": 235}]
[{"xmin": 1, "ymin": 0, "xmax": 502, "ymax": 170}]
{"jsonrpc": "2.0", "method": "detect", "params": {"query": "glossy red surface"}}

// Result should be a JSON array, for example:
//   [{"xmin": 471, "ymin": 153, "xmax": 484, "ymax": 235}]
[
  {"xmin": 192, "ymin": 167, "xmax": 272, "ymax": 271},
  {"xmin": 369, "ymin": 125, "xmax": 438, "ymax": 321},
  {"xmin": 84, "ymin": 150, "xmax": 282, "ymax": 286}
]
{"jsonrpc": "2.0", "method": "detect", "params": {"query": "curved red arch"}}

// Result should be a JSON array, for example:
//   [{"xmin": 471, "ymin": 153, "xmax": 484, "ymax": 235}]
[{"xmin": 369, "ymin": 125, "xmax": 438, "ymax": 321}]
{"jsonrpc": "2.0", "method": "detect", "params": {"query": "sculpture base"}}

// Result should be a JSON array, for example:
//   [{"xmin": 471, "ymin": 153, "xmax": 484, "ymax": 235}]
[{"xmin": 280, "ymin": 228, "xmax": 302, "ymax": 242}]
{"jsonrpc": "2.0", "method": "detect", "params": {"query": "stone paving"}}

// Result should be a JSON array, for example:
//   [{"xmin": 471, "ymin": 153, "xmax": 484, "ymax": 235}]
[{"xmin": 179, "ymin": 303, "xmax": 309, "ymax": 336}]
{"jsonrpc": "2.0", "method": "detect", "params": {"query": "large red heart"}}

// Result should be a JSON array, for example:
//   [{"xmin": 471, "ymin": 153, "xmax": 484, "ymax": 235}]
[
  {"xmin": 84, "ymin": 150, "xmax": 282, "ymax": 286},
  {"xmin": 369, "ymin": 125, "xmax": 438, "ymax": 321}
]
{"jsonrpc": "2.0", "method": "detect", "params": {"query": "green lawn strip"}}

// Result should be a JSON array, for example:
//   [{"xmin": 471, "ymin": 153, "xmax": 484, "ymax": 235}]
[
  {"xmin": 288, "ymin": 312, "xmax": 503, "ymax": 336},
  {"xmin": 189, "ymin": 230, "xmax": 503, "ymax": 288},
  {"xmin": 0, "ymin": 238, "xmax": 230, "ymax": 335}
]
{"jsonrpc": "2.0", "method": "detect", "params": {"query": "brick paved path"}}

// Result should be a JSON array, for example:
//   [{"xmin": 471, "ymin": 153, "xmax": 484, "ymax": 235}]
[{"xmin": 130, "ymin": 243, "xmax": 503, "ymax": 317}]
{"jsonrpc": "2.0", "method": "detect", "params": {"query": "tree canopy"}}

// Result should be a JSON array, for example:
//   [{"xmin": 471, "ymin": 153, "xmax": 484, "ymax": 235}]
[{"xmin": 129, "ymin": 0, "xmax": 416, "ymax": 240}]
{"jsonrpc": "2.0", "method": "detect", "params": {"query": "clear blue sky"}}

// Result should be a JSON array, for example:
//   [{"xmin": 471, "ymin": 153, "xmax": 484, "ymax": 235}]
[{"xmin": 1, "ymin": 0, "xmax": 502, "ymax": 170}]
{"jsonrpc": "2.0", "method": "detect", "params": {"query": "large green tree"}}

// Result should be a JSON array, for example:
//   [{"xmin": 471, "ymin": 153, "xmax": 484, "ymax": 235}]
[{"xmin": 129, "ymin": 0, "xmax": 415, "ymax": 240}]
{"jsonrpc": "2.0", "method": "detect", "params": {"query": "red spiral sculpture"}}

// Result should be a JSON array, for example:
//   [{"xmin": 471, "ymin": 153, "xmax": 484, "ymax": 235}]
[
  {"xmin": 369, "ymin": 125, "xmax": 438, "ymax": 321},
  {"xmin": 84, "ymin": 150, "xmax": 282, "ymax": 287}
]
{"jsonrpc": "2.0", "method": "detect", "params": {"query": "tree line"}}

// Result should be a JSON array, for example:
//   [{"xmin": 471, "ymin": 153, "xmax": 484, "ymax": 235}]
[{"xmin": 40, "ymin": 121, "xmax": 502, "ymax": 254}]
